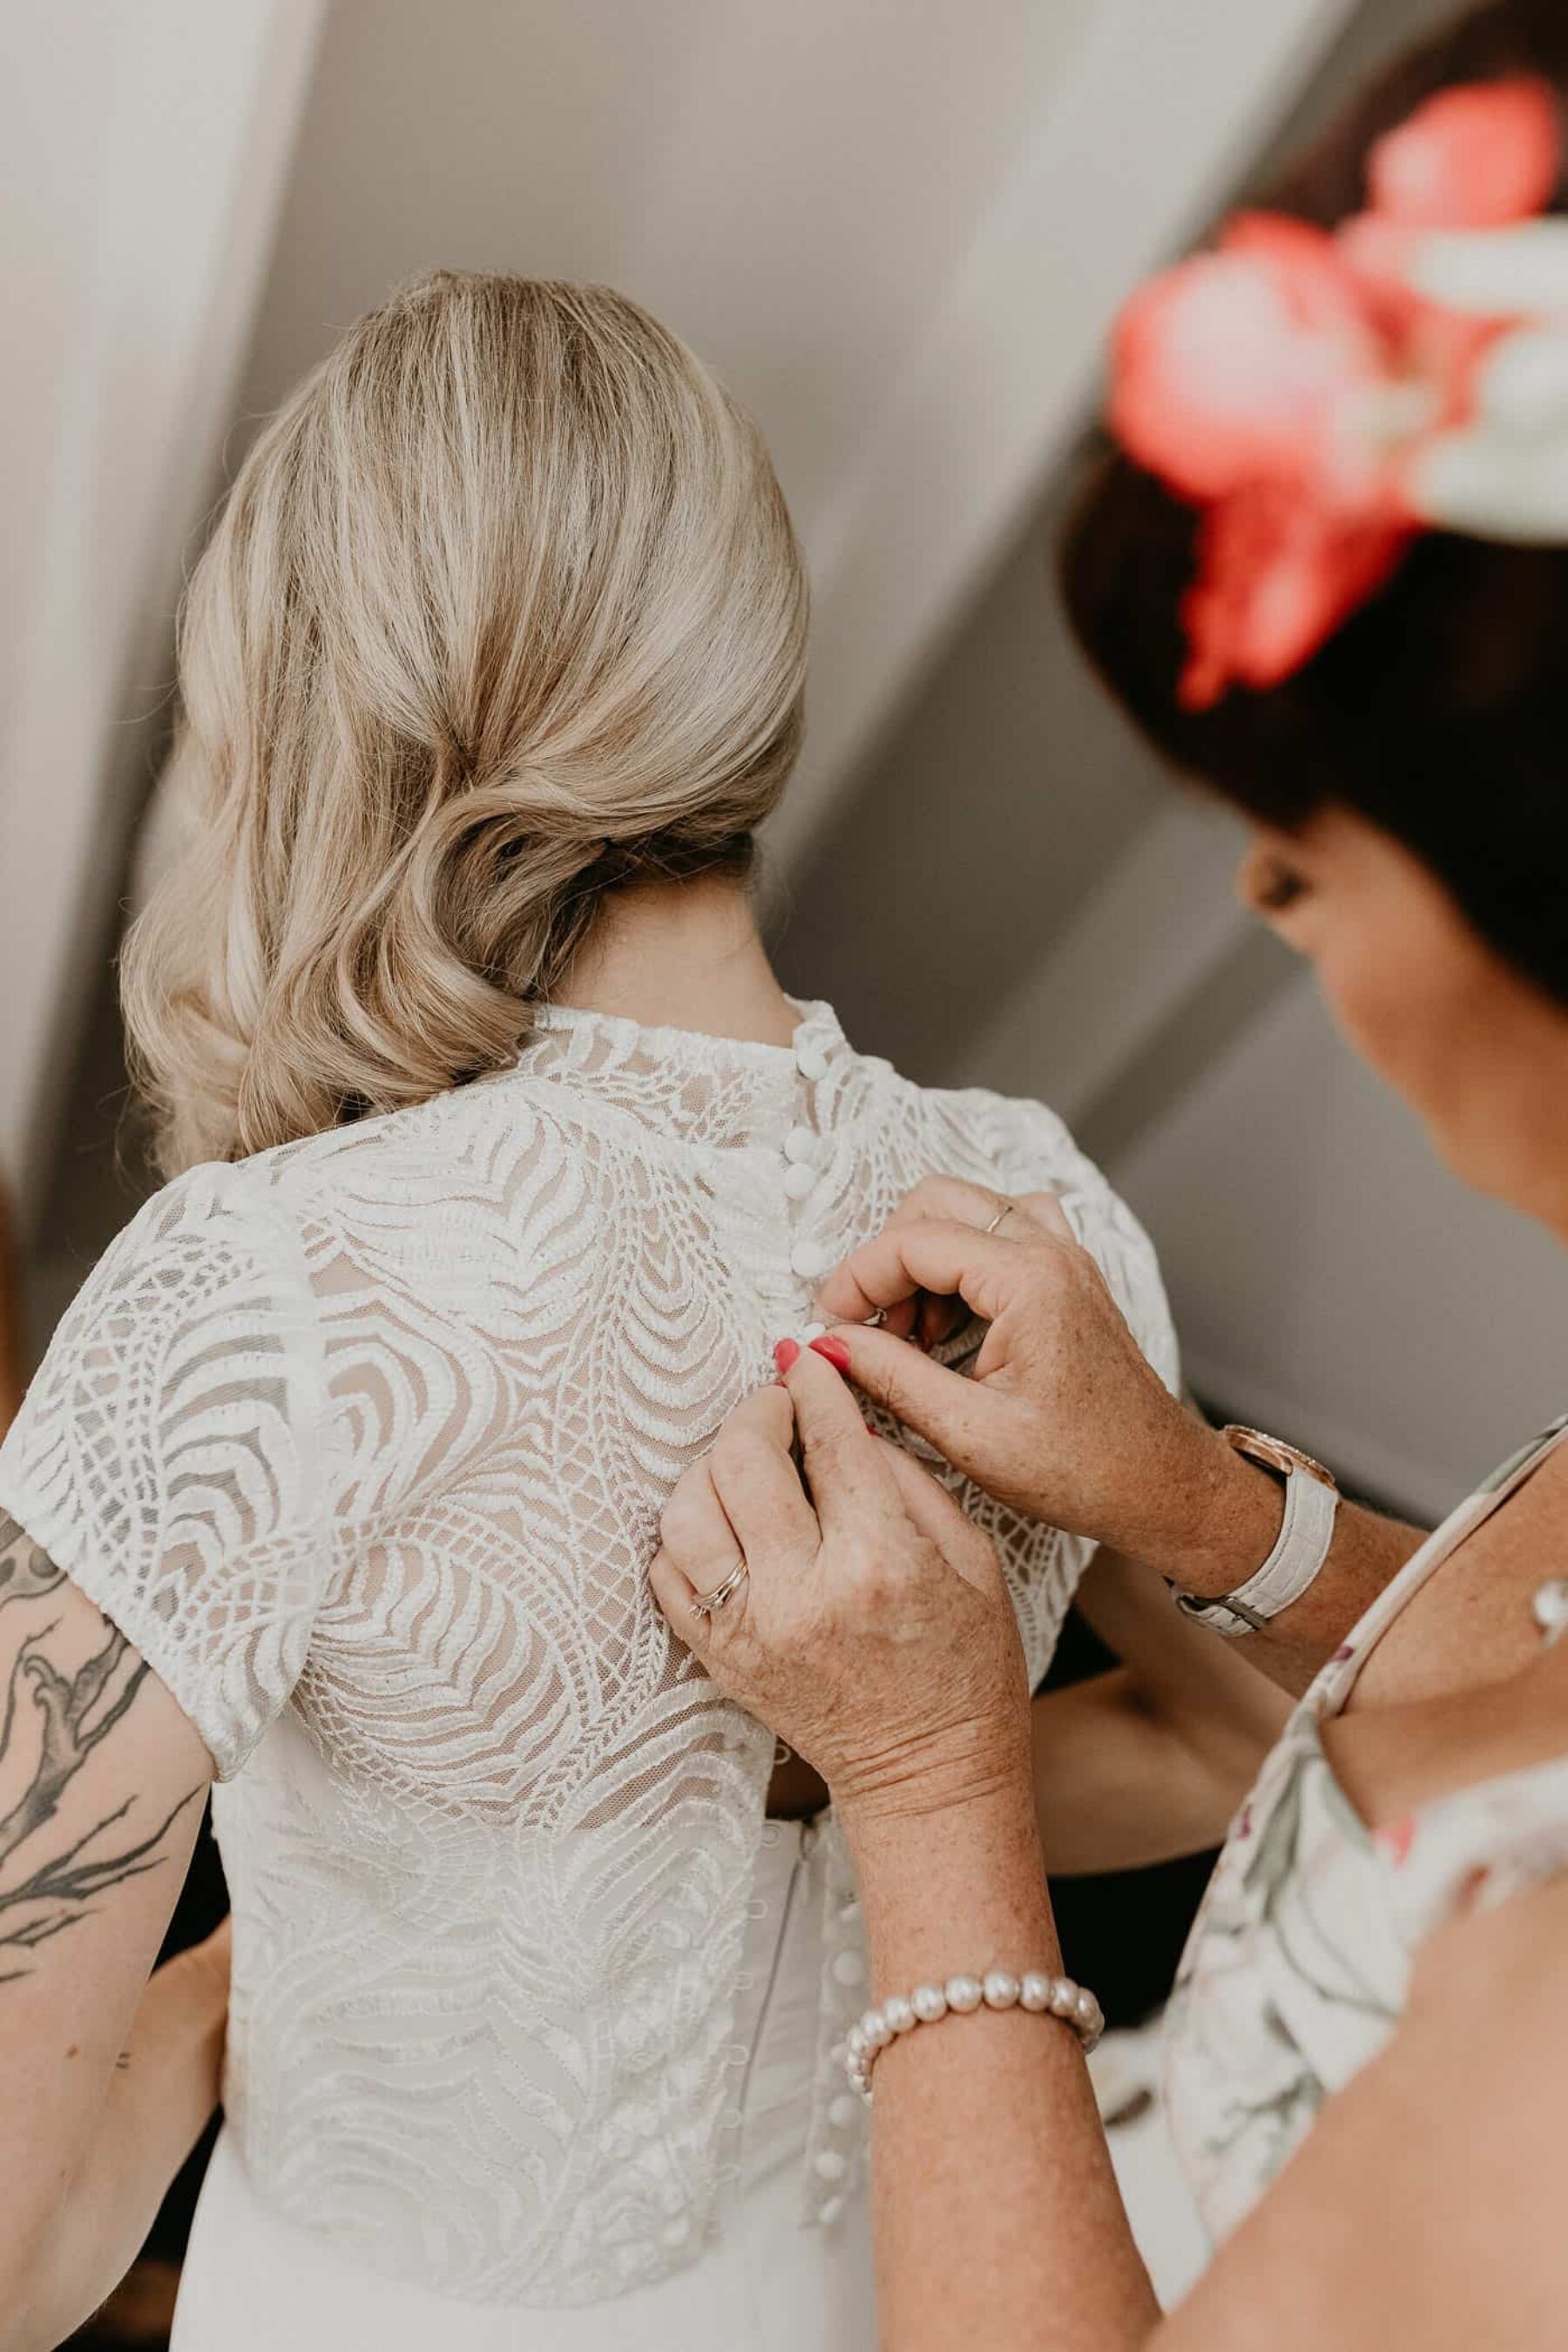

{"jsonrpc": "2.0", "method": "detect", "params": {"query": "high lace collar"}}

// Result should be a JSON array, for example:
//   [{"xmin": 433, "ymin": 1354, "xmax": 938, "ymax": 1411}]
[
  {"xmin": 505, "ymin": 996, "xmax": 855, "ymax": 1148},
  {"xmin": 530, "ymin": 996, "xmax": 846, "ymax": 1072}
]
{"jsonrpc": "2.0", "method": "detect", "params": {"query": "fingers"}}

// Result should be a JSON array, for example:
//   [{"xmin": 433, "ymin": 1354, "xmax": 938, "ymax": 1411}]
[
  {"xmin": 862, "ymin": 1178, "xmax": 1014, "ymax": 1350},
  {"xmin": 815, "ymin": 1176, "xmax": 1075, "ymax": 1331},
  {"xmin": 875, "ymin": 1439, "xmax": 997, "ymax": 1589},
  {"xmin": 814, "ymin": 1215, "xmax": 1022, "ymax": 1329},
  {"xmin": 879, "ymin": 1173, "xmax": 1017, "ymax": 1234},
  {"xmin": 656, "ymin": 1385, "xmax": 815, "ymax": 1655},
  {"xmin": 895, "ymin": 1180, "xmax": 1006, "ymax": 1349},
  {"xmin": 649, "ymin": 1544, "xmax": 704, "ymax": 1644},
  {"xmin": 877, "ymin": 1176, "xmax": 1064, "ymax": 1250},
  {"xmin": 706, "ymin": 1382, "xmax": 820, "ymax": 1564},
  {"xmin": 1017, "ymin": 1189, "xmax": 1075, "ymax": 1243},
  {"xmin": 909, "ymin": 1190, "xmax": 1073, "ymax": 1350},
  {"xmin": 809, "ymin": 1323, "xmax": 987, "ymax": 1464},
  {"xmin": 777, "ymin": 1343, "xmax": 898, "ymax": 1537},
  {"xmin": 656, "ymin": 1453, "xmax": 752, "ymax": 1659},
  {"xmin": 659, "ymin": 1456, "xmax": 747, "ymax": 1596}
]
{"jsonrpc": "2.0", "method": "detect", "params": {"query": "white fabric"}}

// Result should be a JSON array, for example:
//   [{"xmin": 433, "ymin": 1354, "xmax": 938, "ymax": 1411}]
[
  {"xmin": 0, "ymin": 998, "xmax": 1179, "ymax": 2314},
  {"xmin": 172, "ymin": 1818, "xmax": 878, "ymax": 2352},
  {"xmin": 1166, "ymin": 1416, "xmax": 1568, "ymax": 2248}
]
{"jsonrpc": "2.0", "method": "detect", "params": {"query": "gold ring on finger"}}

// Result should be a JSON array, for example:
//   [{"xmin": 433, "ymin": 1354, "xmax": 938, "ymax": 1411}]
[{"xmin": 689, "ymin": 1558, "xmax": 749, "ymax": 1619}]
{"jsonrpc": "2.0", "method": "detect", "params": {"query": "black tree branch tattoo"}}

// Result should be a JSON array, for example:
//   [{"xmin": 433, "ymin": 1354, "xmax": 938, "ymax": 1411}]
[
  {"xmin": 0, "ymin": 1511, "xmax": 65, "ymax": 1612},
  {"xmin": 0, "ymin": 1512, "xmax": 199, "ymax": 1978}
]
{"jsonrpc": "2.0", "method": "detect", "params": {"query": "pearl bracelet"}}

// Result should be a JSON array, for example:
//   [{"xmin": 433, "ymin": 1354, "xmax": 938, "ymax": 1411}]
[{"xmin": 844, "ymin": 1968, "xmax": 1105, "ymax": 2104}]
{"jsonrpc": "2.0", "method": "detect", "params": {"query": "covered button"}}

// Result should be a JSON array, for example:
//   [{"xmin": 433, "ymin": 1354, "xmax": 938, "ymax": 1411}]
[{"xmin": 790, "ymin": 1240, "xmax": 835, "ymax": 1281}]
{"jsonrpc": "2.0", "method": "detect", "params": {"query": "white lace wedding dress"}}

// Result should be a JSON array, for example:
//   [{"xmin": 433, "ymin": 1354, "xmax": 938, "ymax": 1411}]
[{"xmin": 0, "ymin": 1000, "xmax": 1176, "ymax": 2349}]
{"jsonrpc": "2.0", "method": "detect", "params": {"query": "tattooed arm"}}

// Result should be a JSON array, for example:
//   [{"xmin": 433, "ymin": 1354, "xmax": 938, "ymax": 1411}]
[{"xmin": 0, "ymin": 1511, "xmax": 218, "ymax": 2352}]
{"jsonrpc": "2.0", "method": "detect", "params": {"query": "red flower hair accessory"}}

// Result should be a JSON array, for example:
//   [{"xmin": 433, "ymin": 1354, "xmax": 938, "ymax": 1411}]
[{"xmin": 1107, "ymin": 77, "xmax": 1562, "ymax": 709}]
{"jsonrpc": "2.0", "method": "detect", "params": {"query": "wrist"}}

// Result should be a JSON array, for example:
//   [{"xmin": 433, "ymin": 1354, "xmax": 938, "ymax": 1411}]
[
  {"xmin": 847, "ymin": 1777, "xmax": 1060, "ymax": 1990},
  {"xmin": 839, "ymin": 1762, "xmax": 1037, "ymax": 1864},
  {"xmin": 832, "ymin": 1709, "xmax": 1034, "ymax": 1849},
  {"xmin": 1152, "ymin": 1425, "xmax": 1286, "ymax": 1597}
]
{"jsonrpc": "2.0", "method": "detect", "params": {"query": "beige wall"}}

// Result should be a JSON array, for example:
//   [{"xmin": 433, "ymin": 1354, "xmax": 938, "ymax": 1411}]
[{"xmin": 0, "ymin": 0, "xmax": 324, "ymax": 1221}]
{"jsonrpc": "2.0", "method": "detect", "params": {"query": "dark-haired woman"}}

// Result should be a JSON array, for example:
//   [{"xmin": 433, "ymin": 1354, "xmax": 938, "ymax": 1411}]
[{"xmin": 652, "ymin": 12, "xmax": 1568, "ymax": 2346}]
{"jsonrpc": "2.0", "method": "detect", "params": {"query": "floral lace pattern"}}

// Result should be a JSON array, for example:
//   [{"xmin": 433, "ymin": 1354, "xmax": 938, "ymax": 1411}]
[
  {"xmin": 0, "ymin": 1001, "xmax": 1177, "ymax": 2304},
  {"xmin": 1166, "ymin": 1416, "xmax": 1568, "ymax": 2249}
]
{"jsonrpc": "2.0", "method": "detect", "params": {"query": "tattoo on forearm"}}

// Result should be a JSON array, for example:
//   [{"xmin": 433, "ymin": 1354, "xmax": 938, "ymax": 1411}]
[{"xmin": 0, "ymin": 1513, "xmax": 197, "ymax": 1980}]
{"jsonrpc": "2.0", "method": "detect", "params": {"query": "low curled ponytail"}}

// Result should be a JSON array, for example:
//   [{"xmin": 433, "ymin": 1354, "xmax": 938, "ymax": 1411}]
[{"xmin": 121, "ymin": 273, "xmax": 808, "ymax": 1173}]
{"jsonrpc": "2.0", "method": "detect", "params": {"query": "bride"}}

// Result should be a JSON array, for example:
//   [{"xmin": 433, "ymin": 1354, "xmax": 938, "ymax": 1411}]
[{"xmin": 0, "ymin": 273, "xmax": 1176, "ymax": 2350}]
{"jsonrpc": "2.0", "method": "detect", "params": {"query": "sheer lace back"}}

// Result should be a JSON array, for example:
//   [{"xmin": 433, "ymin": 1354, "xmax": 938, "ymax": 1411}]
[{"xmin": 0, "ymin": 1001, "xmax": 1177, "ymax": 2303}]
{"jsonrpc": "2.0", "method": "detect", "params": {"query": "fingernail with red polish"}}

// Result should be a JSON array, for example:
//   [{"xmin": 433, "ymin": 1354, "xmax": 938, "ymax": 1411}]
[
  {"xmin": 810, "ymin": 1335, "xmax": 852, "ymax": 1375},
  {"xmin": 774, "ymin": 1338, "xmax": 801, "ymax": 1374},
  {"xmin": 865, "ymin": 1422, "xmax": 878, "ymax": 1436}
]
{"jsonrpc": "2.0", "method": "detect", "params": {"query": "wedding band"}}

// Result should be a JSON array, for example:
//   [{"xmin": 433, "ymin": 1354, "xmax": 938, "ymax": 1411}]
[
  {"xmin": 689, "ymin": 1558, "xmax": 749, "ymax": 1618},
  {"xmin": 983, "ymin": 1202, "xmax": 1015, "ymax": 1237}
]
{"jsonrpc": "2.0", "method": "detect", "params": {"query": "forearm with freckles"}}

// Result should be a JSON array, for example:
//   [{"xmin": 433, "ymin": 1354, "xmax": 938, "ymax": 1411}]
[{"xmin": 844, "ymin": 1784, "xmax": 1158, "ymax": 2352}]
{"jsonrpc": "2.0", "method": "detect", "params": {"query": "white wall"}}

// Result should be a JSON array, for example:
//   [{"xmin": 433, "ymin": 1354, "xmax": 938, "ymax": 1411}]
[{"xmin": 0, "ymin": 0, "xmax": 325, "ymax": 1222}]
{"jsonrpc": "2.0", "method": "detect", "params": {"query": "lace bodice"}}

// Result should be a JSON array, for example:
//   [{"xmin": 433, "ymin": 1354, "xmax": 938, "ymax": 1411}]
[{"xmin": 0, "ymin": 1001, "xmax": 1177, "ymax": 2305}]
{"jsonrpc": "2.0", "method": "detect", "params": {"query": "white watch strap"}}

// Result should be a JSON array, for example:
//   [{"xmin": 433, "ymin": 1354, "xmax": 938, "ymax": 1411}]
[{"xmin": 1175, "ymin": 1465, "xmax": 1338, "ymax": 1638}]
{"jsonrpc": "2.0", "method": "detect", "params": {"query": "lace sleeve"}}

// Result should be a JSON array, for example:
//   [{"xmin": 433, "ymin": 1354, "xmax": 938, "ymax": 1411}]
[{"xmin": 0, "ymin": 1167, "xmax": 337, "ymax": 1779}]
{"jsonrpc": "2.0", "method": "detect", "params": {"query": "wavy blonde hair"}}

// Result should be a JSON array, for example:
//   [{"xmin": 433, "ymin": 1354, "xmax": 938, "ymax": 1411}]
[{"xmin": 122, "ymin": 272, "xmax": 808, "ymax": 1175}]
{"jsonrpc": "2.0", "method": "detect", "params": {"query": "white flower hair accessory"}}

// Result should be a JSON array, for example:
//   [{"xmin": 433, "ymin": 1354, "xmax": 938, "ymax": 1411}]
[{"xmin": 1403, "ymin": 218, "xmax": 1568, "ymax": 539}]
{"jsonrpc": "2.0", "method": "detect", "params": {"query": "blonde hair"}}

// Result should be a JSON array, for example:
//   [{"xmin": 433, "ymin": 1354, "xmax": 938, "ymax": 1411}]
[{"xmin": 122, "ymin": 272, "xmax": 808, "ymax": 1175}]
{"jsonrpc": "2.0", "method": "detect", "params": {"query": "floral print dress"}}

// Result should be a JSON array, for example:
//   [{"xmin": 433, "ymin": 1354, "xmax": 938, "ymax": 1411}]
[{"xmin": 1165, "ymin": 1416, "xmax": 1568, "ymax": 2247}]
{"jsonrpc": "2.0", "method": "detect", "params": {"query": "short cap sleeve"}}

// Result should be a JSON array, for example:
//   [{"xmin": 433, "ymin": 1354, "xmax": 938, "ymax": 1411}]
[{"xmin": 0, "ymin": 1167, "xmax": 335, "ymax": 1777}]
